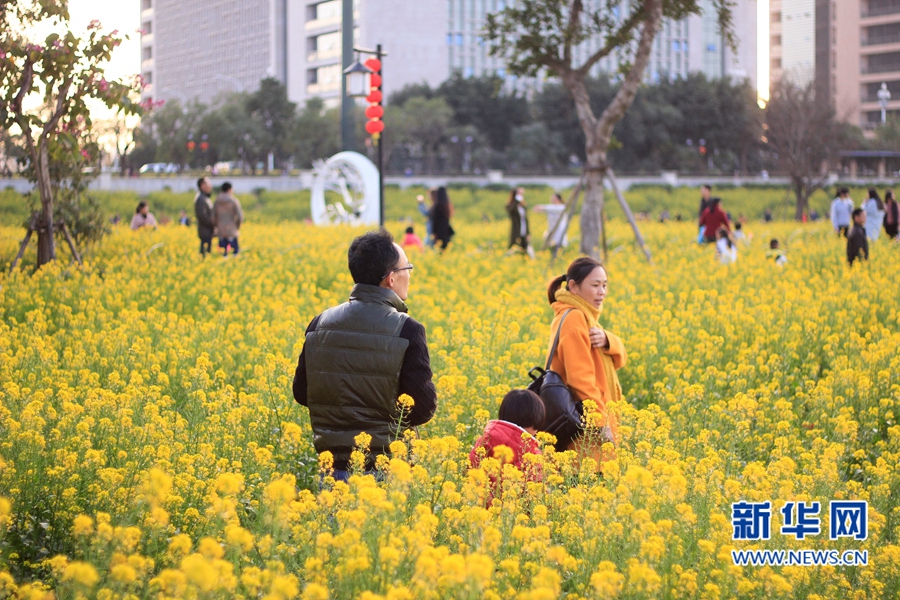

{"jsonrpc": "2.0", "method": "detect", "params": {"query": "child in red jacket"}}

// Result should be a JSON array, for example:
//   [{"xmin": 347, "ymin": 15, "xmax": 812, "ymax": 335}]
[
  {"xmin": 470, "ymin": 389, "xmax": 544, "ymax": 483},
  {"xmin": 402, "ymin": 226, "xmax": 424, "ymax": 251}
]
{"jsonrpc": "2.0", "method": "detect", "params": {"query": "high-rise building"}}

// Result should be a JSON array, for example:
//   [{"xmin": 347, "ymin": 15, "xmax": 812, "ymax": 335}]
[
  {"xmin": 143, "ymin": 0, "xmax": 758, "ymax": 107},
  {"xmin": 140, "ymin": 0, "xmax": 288, "ymax": 104},
  {"xmin": 769, "ymin": 0, "xmax": 900, "ymax": 128}
]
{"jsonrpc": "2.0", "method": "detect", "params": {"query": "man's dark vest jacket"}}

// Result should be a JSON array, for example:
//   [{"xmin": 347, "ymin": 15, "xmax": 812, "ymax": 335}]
[{"xmin": 304, "ymin": 284, "xmax": 409, "ymax": 464}]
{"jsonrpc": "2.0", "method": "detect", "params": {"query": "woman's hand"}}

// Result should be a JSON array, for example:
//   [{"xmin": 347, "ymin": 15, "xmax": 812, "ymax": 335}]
[{"xmin": 589, "ymin": 327, "xmax": 609, "ymax": 349}]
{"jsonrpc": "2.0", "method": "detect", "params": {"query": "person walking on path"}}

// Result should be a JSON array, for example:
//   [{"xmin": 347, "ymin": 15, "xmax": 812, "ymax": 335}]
[
  {"xmin": 884, "ymin": 190, "xmax": 900, "ymax": 239},
  {"xmin": 544, "ymin": 257, "xmax": 627, "ymax": 462},
  {"xmin": 830, "ymin": 187, "xmax": 854, "ymax": 237},
  {"xmin": 534, "ymin": 192, "xmax": 568, "ymax": 260},
  {"xmin": 130, "ymin": 201, "xmax": 158, "ymax": 230},
  {"xmin": 292, "ymin": 230, "xmax": 437, "ymax": 481},
  {"xmin": 194, "ymin": 177, "xmax": 215, "ymax": 256},
  {"xmin": 429, "ymin": 186, "xmax": 454, "ymax": 251},
  {"xmin": 213, "ymin": 182, "xmax": 244, "ymax": 256},
  {"xmin": 864, "ymin": 188, "xmax": 885, "ymax": 241},
  {"xmin": 848, "ymin": 208, "xmax": 869, "ymax": 266},
  {"xmin": 506, "ymin": 187, "xmax": 535, "ymax": 258},
  {"xmin": 698, "ymin": 197, "xmax": 730, "ymax": 243}
]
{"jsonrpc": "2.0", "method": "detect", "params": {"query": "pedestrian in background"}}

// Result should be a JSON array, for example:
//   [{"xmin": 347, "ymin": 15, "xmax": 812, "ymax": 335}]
[
  {"xmin": 194, "ymin": 177, "xmax": 215, "ymax": 256},
  {"xmin": 213, "ymin": 182, "xmax": 244, "ymax": 256},
  {"xmin": 130, "ymin": 201, "xmax": 158, "ymax": 230},
  {"xmin": 715, "ymin": 227, "xmax": 737, "ymax": 265},
  {"xmin": 847, "ymin": 208, "xmax": 869, "ymax": 266},
  {"xmin": 830, "ymin": 187, "xmax": 853, "ymax": 237},
  {"xmin": 698, "ymin": 197, "xmax": 730, "ymax": 243},
  {"xmin": 429, "ymin": 186, "xmax": 454, "ymax": 251},
  {"xmin": 506, "ymin": 187, "xmax": 535, "ymax": 258},
  {"xmin": 884, "ymin": 190, "xmax": 899, "ymax": 239},
  {"xmin": 864, "ymin": 188, "xmax": 885, "ymax": 241},
  {"xmin": 534, "ymin": 192, "xmax": 568, "ymax": 260},
  {"xmin": 416, "ymin": 191, "xmax": 435, "ymax": 248}
]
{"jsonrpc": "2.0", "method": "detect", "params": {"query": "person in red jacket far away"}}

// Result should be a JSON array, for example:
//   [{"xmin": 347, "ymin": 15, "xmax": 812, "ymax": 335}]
[
  {"xmin": 698, "ymin": 197, "xmax": 731, "ymax": 243},
  {"xmin": 470, "ymin": 389, "xmax": 544, "ymax": 486}
]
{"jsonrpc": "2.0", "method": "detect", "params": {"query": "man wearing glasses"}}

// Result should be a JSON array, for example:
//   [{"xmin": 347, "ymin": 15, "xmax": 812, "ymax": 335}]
[{"xmin": 292, "ymin": 229, "xmax": 437, "ymax": 481}]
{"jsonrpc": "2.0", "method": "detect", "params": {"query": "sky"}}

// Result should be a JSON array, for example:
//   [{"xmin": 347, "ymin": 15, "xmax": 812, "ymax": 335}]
[{"xmin": 69, "ymin": 0, "xmax": 142, "ymax": 83}]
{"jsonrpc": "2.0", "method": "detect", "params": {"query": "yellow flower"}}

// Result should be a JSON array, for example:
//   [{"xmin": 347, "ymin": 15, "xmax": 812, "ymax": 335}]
[{"xmin": 61, "ymin": 561, "xmax": 100, "ymax": 588}]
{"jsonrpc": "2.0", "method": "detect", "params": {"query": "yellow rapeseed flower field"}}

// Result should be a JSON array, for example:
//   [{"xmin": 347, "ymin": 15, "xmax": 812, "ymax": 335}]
[{"xmin": 1, "ymin": 217, "xmax": 899, "ymax": 599}]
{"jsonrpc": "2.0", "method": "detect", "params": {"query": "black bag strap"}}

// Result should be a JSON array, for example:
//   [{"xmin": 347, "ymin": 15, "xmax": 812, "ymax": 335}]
[{"xmin": 545, "ymin": 309, "xmax": 574, "ymax": 370}]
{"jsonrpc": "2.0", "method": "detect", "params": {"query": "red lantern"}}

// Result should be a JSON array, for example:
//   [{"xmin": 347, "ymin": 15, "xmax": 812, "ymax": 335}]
[
  {"xmin": 187, "ymin": 140, "xmax": 196, "ymax": 151},
  {"xmin": 364, "ymin": 58, "xmax": 381, "ymax": 72},
  {"xmin": 370, "ymin": 73, "xmax": 382, "ymax": 88},
  {"xmin": 366, "ymin": 89, "xmax": 382, "ymax": 104},
  {"xmin": 365, "ymin": 105, "xmax": 384, "ymax": 119},
  {"xmin": 200, "ymin": 141, "xmax": 209, "ymax": 151},
  {"xmin": 365, "ymin": 120, "xmax": 385, "ymax": 134}
]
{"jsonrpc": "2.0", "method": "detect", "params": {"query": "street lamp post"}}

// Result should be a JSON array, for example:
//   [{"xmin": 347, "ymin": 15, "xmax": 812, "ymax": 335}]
[
  {"xmin": 878, "ymin": 82, "xmax": 891, "ymax": 125},
  {"xmin": 344, "ymin": 45, "xmax": 386, "ymax": 226}
]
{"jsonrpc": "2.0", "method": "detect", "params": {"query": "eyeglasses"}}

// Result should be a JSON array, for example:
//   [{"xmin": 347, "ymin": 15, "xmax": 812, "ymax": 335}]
[{"xmin": 381, "ymin": 264, "xmax": 414, "ymax": 280}]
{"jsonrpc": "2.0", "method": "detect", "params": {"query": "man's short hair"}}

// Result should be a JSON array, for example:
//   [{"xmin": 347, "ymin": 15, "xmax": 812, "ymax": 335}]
[
  {"xmin": 221, "ymin": 182, "xmax": 233, "ymax": 193},
  {"xmin": 348, "ymin": 229, "xmax": 399, "ymax": 286},
  {"xmin": 852, "ymin": 207, "xmax": 864, "ymax": 219},
  {"xmin": 838, "ymin": 187, "xmax": 849, "ymax": 196},
  {"xmin": 197, "ymin": 177, "xmax": 208, "ymax": 190},
  {"xmin": 701, "ymin": 184, "xmax": 712, "ymax": 191}
]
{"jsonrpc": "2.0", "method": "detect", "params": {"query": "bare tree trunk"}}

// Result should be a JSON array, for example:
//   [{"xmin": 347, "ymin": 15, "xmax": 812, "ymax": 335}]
[
  {"xmin": 794, "ymin": 179, "xmax": 808, "ymax": 220},
  {"xmin": 580, "ymin": 165, "xmax": 606, "ymax": 258},
  {"xmin": 35, "ymin": 142, "xmax": 57, "ymax": 267}
]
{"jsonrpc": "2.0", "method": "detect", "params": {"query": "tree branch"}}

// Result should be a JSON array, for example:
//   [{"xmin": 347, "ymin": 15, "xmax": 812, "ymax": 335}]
[
  {"xmin": 576, "ymin": 9, "xmax": 644, "ymax": 77},
  {"xmin": 595, "ymin": 0, "xmax": 663, "ymax": 139}
]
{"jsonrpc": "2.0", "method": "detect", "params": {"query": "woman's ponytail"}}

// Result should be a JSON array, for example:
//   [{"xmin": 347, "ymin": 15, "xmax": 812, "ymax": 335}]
[{"xmin": 547, "ymin": 274, "xmax": 566, "ymax": 305}]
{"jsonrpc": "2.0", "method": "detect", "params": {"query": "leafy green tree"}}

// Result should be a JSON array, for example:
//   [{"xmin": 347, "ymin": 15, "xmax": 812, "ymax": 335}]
[
  {"xmin": 292, "ymin": 97, "xmax": 340, "ymax": 169},
  {"xmin": 0, "ymin": 1, "xmax": 142, "ymax": 267},
  {"xmin": 384, "ymin": 97, "xmax": 453, "ymax": 174},
  {"xmin": 486, "ymin": 0, "xmax": 733, "ymax": 256},
  {"xmin": 437, "ymin": 74, "xmax": 530, "ymax": 151},
  {"xmin": 247, "ymin": 77, "xmax": 297, "ymax": 172}
]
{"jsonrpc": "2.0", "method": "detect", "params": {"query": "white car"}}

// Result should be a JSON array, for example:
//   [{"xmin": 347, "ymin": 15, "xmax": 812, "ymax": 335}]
[{"xmin": 139, "ymin": 162, "xmax": 179, "ymax": 174}]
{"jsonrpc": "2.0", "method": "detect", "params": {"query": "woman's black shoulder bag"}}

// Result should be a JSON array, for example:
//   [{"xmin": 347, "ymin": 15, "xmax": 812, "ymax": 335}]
[{"xmin": 527, "ymin": 309, "xmax": 583, "ymax": 452}]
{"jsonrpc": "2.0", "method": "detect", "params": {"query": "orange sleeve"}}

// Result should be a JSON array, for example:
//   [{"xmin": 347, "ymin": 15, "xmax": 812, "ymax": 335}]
[
  {"xmin": 555, "ymin": 314, "xmax": 604, "ymax": 404},
  {"xmin": 603, "ymin": 331, "xmax": 627, "ymax": 369}
]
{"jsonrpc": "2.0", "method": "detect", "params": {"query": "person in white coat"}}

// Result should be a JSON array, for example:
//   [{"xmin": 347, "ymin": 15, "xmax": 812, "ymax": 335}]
[
  {"xmin": 830, "ymin": 187, "xmax": 854, "ymax": 237},
  {"xmin": 864, "ymin": 188, "xmax": 885, "ymax": 241},
  {"xmin": 534, "ymin": 192, "xmax": 568, "ymax": 260}
]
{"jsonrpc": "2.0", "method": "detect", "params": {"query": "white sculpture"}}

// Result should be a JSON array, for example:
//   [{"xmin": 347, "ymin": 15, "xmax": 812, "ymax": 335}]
[{"xmin": 310, "ymin": 151, "xmax": 380, "ymax": 225}]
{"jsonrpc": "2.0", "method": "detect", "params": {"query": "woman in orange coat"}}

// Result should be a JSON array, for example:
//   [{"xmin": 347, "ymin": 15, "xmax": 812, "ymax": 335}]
[{"xmin": 545, "ymin": 256, "xmax": 626, "ymax": 456}]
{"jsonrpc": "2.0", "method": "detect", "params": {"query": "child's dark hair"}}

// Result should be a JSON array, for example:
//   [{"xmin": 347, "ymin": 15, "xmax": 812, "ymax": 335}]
[
  {"xmin": 498, "ymin": 389, "xmax": 545, "ymax": 430},
  {"xmin": 735, "ymin": 222, "xmax": 742, "ymax": 230},
  {"xmin": 770, "ymin": 239, "xmax": 780, "ymax": 249},
  {"xmin": 547, "ymin": 256, "xmax": 603, "ymax": 305},
  {"xmin": 405, "ymin": 226, "xmax": 414, "ymax": 234}
]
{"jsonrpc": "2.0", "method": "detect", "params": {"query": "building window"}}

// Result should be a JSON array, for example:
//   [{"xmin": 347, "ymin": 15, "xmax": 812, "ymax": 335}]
[
  {"xmin": 142, "ymin": 71, "xmax": 152, "ymax": 84},
  {"xmin": 308, "ymin": 0, "xmax": 341, "ymax": 22},
  {"xmin": 142, "ymin": 46, "xmax": 152, "ymax": 61},
  {"xmin": 865, "ymin": 50, "xmax": 900, "ymax": 74},
  {"xmin": 141, "ymin": 0, "xmax": 152, "ymax": 10},
  {"xmin": 771, "ymin": 11, "xmax": 781, "ymax": 23},
  {"xmin": 142, "ymin": 21, "xmax": 152, "ymax": 35},
  {"xmin": 772, "ymin": 58, "xmax": 782, "ymax": 69},
  {"xmin": 772, "ymin": 35, "xmax": 781, "ymax": 46},
  {"xmin": 308, "ymin": 68, "xmax": 318, "ymax": 84}
]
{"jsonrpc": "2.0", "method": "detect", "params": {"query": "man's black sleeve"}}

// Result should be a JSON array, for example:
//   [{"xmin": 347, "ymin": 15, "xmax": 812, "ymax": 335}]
[
  {"xmin": 398, "ymin": 317, "xmax": 437, "ymax": 426},
  {"xmin": 292, "ymin": 315, "xmax": 321, "ymax": 406}
]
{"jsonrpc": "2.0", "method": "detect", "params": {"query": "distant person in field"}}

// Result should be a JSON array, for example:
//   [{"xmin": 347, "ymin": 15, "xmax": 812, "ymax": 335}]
[
  {"xmin": 715, "ymin": 227, "xmax": 737, "ymax": 265},
  {"xmin": 429, "ymin": 186, "xmax": 455, "ymax": 250},
  {"xmin": 213, "ymin": 182, "xmax": 244, "ymax": 256},
  {"xmin": 830, "ymin": 187, "xmax": 854, "ymax": 237},
  {"xmin": 292, "ymin": 230, "xmax": 437, "ymax": 481},
  {"xmin": 416, "ymin": 191, "xmax": 435, "ymax": 248},
  {"xmin": 544, "ymin": 257, "xmax": 626, "ymax": 459},
  {"xmin": 402, "ymin": 225, "xmax": 424, "ymax": 251},
  {"xmin": 534, "ymin": 192, "xmax": 569, "ymax": 260},
  {"xmin": 847, "ymin": 208, "xmax": 869, "ymax": 266},
  {"xmin": 506, "ymin": 187, "xmax": 535, "ymax": 259},
  {"xmin": 130, "ymin": 201, "xmax": 158, "ymax": 230},
  {"xmin": 764, "ymin": 208, "xmax": 773, "ymax": 222},
  {"xmin": 698, "ymin": 184, "xmax": 713, "ymax": 218},
  {"xmin": 767, "ymin": 239, "xmax": 788, "ymax": 267},
  {"xmin": 698, "ymin": 197, "xmax": 730, "ymax": 243},
  {"xmin": 884, "ymin": 190, "xmax": 899, "ymax": 239},
  {"xmin": 469, "ymin": 389, "xmax": 544, "ymax": 490},
  {"xmin": 864, "ymin": 188, "xmax": 885, "ymax": 241},
  {"xmin": 194, "ymin": 177, "xmax": 215, "ymax": 256}
]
